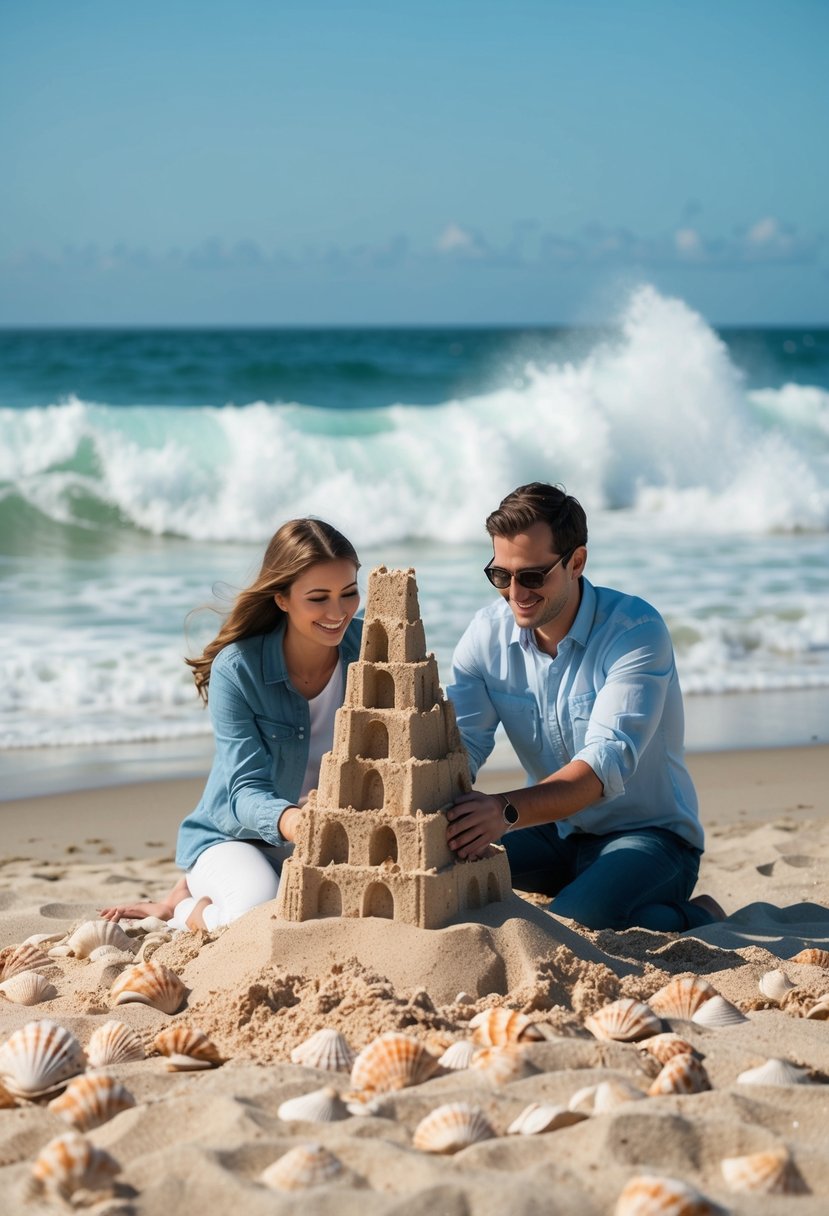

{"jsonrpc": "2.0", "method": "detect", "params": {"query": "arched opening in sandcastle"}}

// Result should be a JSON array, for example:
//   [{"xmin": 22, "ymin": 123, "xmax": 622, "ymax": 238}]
[
  {"xmin": 319, "ymin": 820, "xmax": 350, "ymax": 865},
  {"xmin": 364, "ymin": 621, "xmax": 389, "ymax": 663},
  {"xmin": 466, "ymin": 877, "xmax": 482, "ymax": 909},
  {"xmin": 486, "ymin": 873, "xmax": 501, "ymax": 903},
  {"xmin": 369, "ymin": 825, "xmax": 398, "ymax": 866},
  {"xmin": 366, "ymin": 669, "xmax": 395, "ymax": 710},
  {"xmin": 317, "ymin": 879, "xmax": 342, "ymax": 917},
  {"xmin": 361, "ymin": 769, "xmax": 385, "ymax": 811},
  {"xmin": 364, "ymin": 719, "xmax": 389, "ymax": 760},
  {"xmin": 363, "ymin": 881, "xmax": 394, "ymax": 919}
]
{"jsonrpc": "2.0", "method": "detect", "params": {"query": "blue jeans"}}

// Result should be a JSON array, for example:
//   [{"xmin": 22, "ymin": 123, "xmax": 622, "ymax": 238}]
[{"xmin": 504, "ymin": 824, "xmax": 709, "ymax": 931}]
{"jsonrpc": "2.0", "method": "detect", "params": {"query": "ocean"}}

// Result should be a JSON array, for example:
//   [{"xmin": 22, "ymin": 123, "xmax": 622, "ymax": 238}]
[{"xmin": 2, "ymin": 285, "xmax": 828, "ymax": 796}]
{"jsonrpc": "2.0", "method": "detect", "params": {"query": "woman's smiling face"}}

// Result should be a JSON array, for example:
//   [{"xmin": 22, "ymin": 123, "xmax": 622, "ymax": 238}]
[{"xmin": 275, "ymin": 559, "xmax": 360, "ymax": 648}]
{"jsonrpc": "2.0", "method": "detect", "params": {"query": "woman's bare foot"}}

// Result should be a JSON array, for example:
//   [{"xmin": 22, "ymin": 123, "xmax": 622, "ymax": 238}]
[
  {"xmin": 689, "ymin": 893, "xmax": 727, "ymax": 922},
  {"xmin": 185, "ymin": 896, "xmax": 213, "ymax": 931},
  {"xmin": 99, "ymin": 901, "xmax": 175, "ymax": 922}
]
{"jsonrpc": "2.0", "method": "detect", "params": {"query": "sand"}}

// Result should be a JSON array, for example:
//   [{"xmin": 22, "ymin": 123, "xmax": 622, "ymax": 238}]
[{"xmin": 1, "ymin": 744, "xmax": 828, "ymax": 1213}]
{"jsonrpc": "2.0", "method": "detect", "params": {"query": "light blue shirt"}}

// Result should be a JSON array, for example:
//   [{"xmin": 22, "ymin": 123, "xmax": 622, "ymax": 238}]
[
  {"xmin": 446, "ymin": 578, "xmax": 703, "ymax": 851},
  {"xmin": 176, "ymin": 617, "xmax": 363, "ymax": 871}
]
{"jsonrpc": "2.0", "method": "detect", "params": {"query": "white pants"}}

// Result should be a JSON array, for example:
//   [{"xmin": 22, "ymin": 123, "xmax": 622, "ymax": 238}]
[{"xmin": 168, "ymin": 839, "xmax": 290, "ymax": 932}]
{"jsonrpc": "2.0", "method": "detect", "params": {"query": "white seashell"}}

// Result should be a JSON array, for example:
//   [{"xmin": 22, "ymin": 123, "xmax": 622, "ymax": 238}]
[
  {"xmin": 584, "ymin": 998, "xmax": 662, "ymax": 1042},
  {"xmin": 47, "ymin": 1072, "xmax": 136, "ymax": 1131},
  {"xmin": 470, "ymin": 1007, "xmax": 537, "ymax": 1045},
  {"xmin": 28, "ymin": 1131, "xmax": 121, "ymax": 1201},
  {"xmin": 0, "ymin": 942, "xmax": 51, "ymax": 980},
  {"xmin": 0, "ymin": 1019, "xmax": 86, "ymax": 1099},
  {"xmin": 344, "ymin": 1093, "xmax": 392, "ymax": 1118},
  {"xmin": 110, "ymin": 959, "xmax": 186, "ymax": 1014},
  {"xmin": 152, "ymin": 1025, "xmax": 222, "ymax": 1069},
  {"xmin": 648, "ymin": 1052, "xmax": 711, "ymax": 1095},
  {"xmin": 437, "ymin": 1040, "xmax": 477, "ymax": 1071},
  {"xmin": 469, "ymin": 1044, "xmax": 533, "ymax": 1085},
  {"xmin": 0, "ymin": 969, "xmax": 56, "ymax": 1005},
  {"xmin": 758, "ymin": 968, "xmax": 797, "ymax": 1002},
  {"xmin": 805, "ymin": 994, "xmax": 829, "ymax": 1020},
  {"xmin": 721, "ymin": 1146, "xmax": 807, "ymax": 1194},
  {"xmin": 86, "ymin": 1021, "xmax": 145, "ymax": 1067},
  {"xmin": 260, "ymin": 1142, "xmax": 345, "ymax": 1190},
  {"xmin": 350, "ymin": 1032, "xmax": 441, "ymax": 1094},
  {"xmin": 65, "ymin": 919, "xmax": 137, "ymax": 959},
  {"xmin": 22, "ymin": 932, "xmax": 67, "ymax": 948},
  {"xmin": 290, "ymin": 1028, "xmax": 355, "ymax": 1072},
  {"xmin": 638, "ymin": 1033, "xmax": 698, "ymax": 1065},
  {"xmin": 614, "ymin": 1172, "xmax": 726, "ymax": 1215},
  {"xmin": 48, "ymin": 945, "xmax": 73, "ymax": 957},
  {"xmin": 129, "ymin": 915, "xmax": 170, "ymax": 934},
  {"xmin": 412, "ymin": 1102, "xmax": 495, "ymax": 1153},
  {"xmin": 690, "ymin": 993, "xmax": 748, "ymax": 1028},
  {"xmin": 593, "ymin": 1078, "xmax": 648, "ymax": 1112},
  {"xmin": 136, "ymin": 932, "xmax": 172, "ymax": 962},
  {"xmin": 507, "ymin": 1102, "xmax": 589, "ymax": 1135},
  {"xmin": 736, "ymin": 1057, "xmax": 812, "ymax": 1086},
  {"xmin": 278, "ymin": 1085, "xmax": 349, "ymax": 1123},
  {"xmin": 88, "ymin": 945, "xmax": 136, "ymax": 964}
]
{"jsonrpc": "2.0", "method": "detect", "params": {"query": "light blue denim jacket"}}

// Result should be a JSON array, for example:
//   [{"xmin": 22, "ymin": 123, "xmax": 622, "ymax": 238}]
[
  {"xmin": 446, "ymin": 577, "xmax": 703, "ymax": 850},
  {"xmin": 175, "ymin": 617, "xmax": 363, "ymax": 871}
]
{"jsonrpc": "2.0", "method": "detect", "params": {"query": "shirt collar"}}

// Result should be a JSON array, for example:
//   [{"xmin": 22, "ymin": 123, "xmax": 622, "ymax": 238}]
[{"xmin": 517, "ymin": 576, "xmax": 596, "ymax": 652}]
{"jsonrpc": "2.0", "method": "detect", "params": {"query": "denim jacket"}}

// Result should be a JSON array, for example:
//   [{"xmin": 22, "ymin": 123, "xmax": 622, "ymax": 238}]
[{"xmin": 175, "ymin": 617, "xmax": 363, "ymax": 871}]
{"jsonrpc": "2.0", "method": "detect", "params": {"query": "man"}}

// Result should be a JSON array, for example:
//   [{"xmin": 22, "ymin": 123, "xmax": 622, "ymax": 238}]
[{"xmin": 445, "ymin": 482, "xmax": 724, "ymax": 931}]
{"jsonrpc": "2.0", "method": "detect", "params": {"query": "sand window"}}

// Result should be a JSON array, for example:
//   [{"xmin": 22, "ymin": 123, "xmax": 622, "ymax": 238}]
[
  {"xmin": 364, "ymin": 621, "xmax": 389, "ymax": 663},
  {"xmin": 317, "ymin": 879, "xmax": 342, "ymax": 917},
  {"xmin": 369, "ymin": 825, "xmax": 398, "ymax": 866},
  {"xmin": 486, "ymin": 873, "xmax": 501, "ymax": 903},
  {"xmin": 466, "ymin": 877, "xmax": 482, "ymax": 909},
  {"xmin": 366, "ymin": 669, "xmax": 395, "ymax": 709},
  {"xmin": 364, "ymin": 719, "xmax": 389, "ymax": 759},
  {"xmin": 361, "ymin": 769, "xmax": 385, "ymax": 811},
  {"xmin": 363, "ymin": 881, "xmax": 394, "ymax": 919},
  {"xmin": 319, "ymin": 821, "xmax": 350, "ymax": 865}
]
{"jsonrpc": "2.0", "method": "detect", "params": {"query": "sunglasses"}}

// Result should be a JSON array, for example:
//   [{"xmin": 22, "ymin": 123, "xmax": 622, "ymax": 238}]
[{"xmin": 484, "ymin": 548, "xmax": 575, "ymax": 590}]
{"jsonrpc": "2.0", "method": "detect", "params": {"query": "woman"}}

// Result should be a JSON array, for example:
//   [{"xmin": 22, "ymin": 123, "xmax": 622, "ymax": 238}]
[{"xmin": 101, "ymin": 518, "xmax": 361, "ymax": 932}]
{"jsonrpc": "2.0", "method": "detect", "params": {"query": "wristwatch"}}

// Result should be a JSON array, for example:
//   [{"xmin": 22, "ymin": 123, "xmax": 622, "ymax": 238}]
[{"xmin": 499, "ymin": 794, "xmax": 520, "ymax": 830}]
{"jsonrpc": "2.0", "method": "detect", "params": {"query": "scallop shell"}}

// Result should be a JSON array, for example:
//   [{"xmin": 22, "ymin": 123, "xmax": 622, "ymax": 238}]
[
  {"xmin": 690, "ymin": 994, "xmax": 748, "ymax": 1028},
  {"xmin": 86, "ymin": 1021, "xmax": 145, "ymax": 1067},
  {"xmin": 648, "ymin": 976, "xmax": 719, "ymax": 1020},
  {"xmin": 412, "ymin": 1102, "xmax": 495, "ymax": 1153},
  {"xmin": 759, "ymin": 969, "xmax": 797, "ymax": 1002},
  {"xmin": 805, "ymin": 994, "xmax": 829, "ymax": 1020},
  {"xmin": 614, "ymin": 1173, "xmax": 726, "ymax": 1215},
  {"xmin": 648, "ymin": 1052, "xmax": 711, "ymax": 1095},
  {"xmin": 469, "ymin": 1007, "xmax": 537, "ymax": 1045},
  {"xmin": 65, "ymin": 919, "xmax": 137, "ymax": 959},
  {"xmin": 47, "ymin": 1072, "xmax": 136, "ymax": 1131},
  {"xmin": 736, "ymin": 1057, "xmax": 812, "ymax": 1086},
  {"xmin": 0, "ymin": 969, "xmax": 56, "ymax": 1005},
  {"xmin": 88, "ymin": 945, "xmax": 137, "ymax": 965},
  {"xmin": 152, "ymin": 1025, "xmax": 222, "ymax": 1069},
  {"xmin": 0, "ymin": 942, "xmax": 51, "ymax": 980},
  {"xmin": 0, "ymin": 1019, "xmax": 87, "ymax": 1099},
  {"xmin": 22, "ymin": 931, "xmax": 67, "ymax": 948},
  {"xmin": 350, "ymin": 1032, "xmax": 441, "ymax": 1094},
  {"xmin": 638, "ymin": 1033, "xmax": 698, "ymax": 1065},
  {"xmin": 569, "ymin": 1078, "xmax": 646, "ymax": 1114},
  {"xmin": 290, "ymin": 1028, "xmax": 355, "ymax": 1072},
  {"xmin": 437, "ymin": 1040, "xmax": 477, "ymax": 1071},
  {"xmin": 110, "ymin": 959, "xmax": 186, "ymax": 1014},
  {"xmin": 788, "ymin": 948, "xmax": 829, "ymax": 967},
  {"xmin": 721, "ymin": 1147, "xmax": 806, "ymax": 1194},
  {"xmin": 28, "ymin": 1131, "xmax": 121, "ymax": 1201},
  {"xmin": 469, "ymin": 1044, "xmax": 533, "ymax": 1085},
  {"xmin": 136, "ymin": 932, "xmax": 173, "ymax": 962},
  {"xmin": 260, "ymin": 1142, "xmax": 345, "ymax": 1191},
  {"xmin": 278, "ymin": 1085, "xmax": 349, "ymax": 1123},
  {"xmin": 584, "ymin": 998, "xmax": 662, "ymax": 1042},
  {"xmin": 507, "ymin": 1102, "xmax": 589, "ymax": 1135}
]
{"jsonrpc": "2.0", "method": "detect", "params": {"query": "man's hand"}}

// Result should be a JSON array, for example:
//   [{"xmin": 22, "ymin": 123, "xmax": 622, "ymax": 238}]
[{"xmin": 445, "ymin": 791, "xmax": 507, "ymax": 860}]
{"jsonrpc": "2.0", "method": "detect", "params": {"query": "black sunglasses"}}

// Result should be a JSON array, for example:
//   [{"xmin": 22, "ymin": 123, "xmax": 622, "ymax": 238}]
[{"xmin": 484, "ymin": 548, "xmax": 575, "ymax": 590}]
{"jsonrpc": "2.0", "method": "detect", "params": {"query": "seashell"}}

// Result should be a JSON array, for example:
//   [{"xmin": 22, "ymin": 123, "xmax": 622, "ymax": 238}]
[
  {"xmin": 648, "ymin": 1052, "xmax": 711, "ymax": 1095},
  {"xmin": 152, "ymin": 1025, "xmax": 222, "ymax": 1069},
  {"xmin": 569, "ymin": 1078, "xmax": 646, "ymax": 1114},
  {"xmin": 48, "ymin": 945, "xmax": 73, "ymax": 957},
  {"xmin": 86, "ymin": 1021, "xmax": 145, "ymax": 1067},
  {"xmin": 110, "ymin": 959, "xmax": 186, "ymax": 1014},
  {"xmin": 47, "ymin": 1072, "xmax": 136, "ymax": 1131},
  {"xmin": 126, "ymin": 915, "xmax": 170, "ymax": 934},
  {"xmin": 0, "ymin": 1019, "xmax": 86, "ymax": 1099},
  {"xmin": 0, "ymin": 969, "xmax": 56, "ymax": 1005},
  {"xmin": 690, "ymin": 993, "xmax": 748, "ymax": 1028},
  {"xmin": 290, "ymin": 1027, "xmax": 355, "ymax": 1072},
  {"xmin": 584, "ymin": 998, "xmax": 662, "ymax": 1042},
  {"xmin": 639, "ymin": 1033, "xmax": 698, "ymax": 1065},
  {"xmin": 88, "ymin": 945, "xmax": 136, "ymax": 964},
  {"xmin": 412, "ymin": 1102, "xmax": 495, "ymax": 1153},
  {"xmin": 260, "ymin": 1141, "xmax": 345, "ymax": 1191},
  {"xmin": 22, "ymin": 931, "xmax": 67, "ymax": 948},
  {"xmin": 736, "ymin": 1057, "xmax": 812, "ymax": 1086},
  {"xmin": 788, "ymin": 948, "xmax": 829, "ymax": 967},
  {"xmin": 28, "ymin": 1131, "xmax": 121, "ymax": 1201},
  {"xmin": 437, "ymin": 1040, "xmax": 477, "ymax": 1071},
  {"xmin": 65, "ymin": 919, "xmax": 137, "ymax": 959},
  {"xmin": 507, "ymin": 1102, "xmax": 589, "ymax": 1135},
  {"xmin": 469, "ymin": 1044, "xmax": 533, "ymax": 1085},
  {"xmin": 278, "ymin": 1085, "xmax": 349, "ymax": 1123},
  {"xmin": 136, "ymin": 932, "xmax": 173, "ymax": 962},
  {"xmin": 805, "ymin": 994, "xmax": 829, "ymax": 1020},
  {"xmin": 759, "ymin": 968, "xmax": 797, "ymax": 1002},
  {"xmin": 721, "ymin": 1146, "xmax": 806, "ymax": 1194},
  {"xmin": 350, "ymin": 1032, "xmax": 441, "ymax": 1094},
  {"xmin": 648, "ymin": 976, "xmax": 718, "ymax": 1020},
  {"xmin": 0, "ymin": 942, "xmax": 51, "ymax": 980},
  {"xmin": 344, "ymin": 1092, "xmax": 392, "ymax": 1118},
  {"xmin": 614, "ymin": 1172, "xmax": 726, "ymax": 1215},
  {"xmin": 470, "ymin": 1007, "xmax": 538, "ymax": 1045}
]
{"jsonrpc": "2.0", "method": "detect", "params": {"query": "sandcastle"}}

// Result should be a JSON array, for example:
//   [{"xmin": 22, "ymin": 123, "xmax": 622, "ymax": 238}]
[{"xmin": 275, "ymin": 566, "xmax": 512, "ymax": 929}]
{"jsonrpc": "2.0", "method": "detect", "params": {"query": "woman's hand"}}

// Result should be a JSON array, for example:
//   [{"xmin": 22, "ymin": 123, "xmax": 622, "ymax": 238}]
[
  {"xmin": 278, "ymin": 805, "xmax": 302, "ymax": 843},
  {"xmin": 445, "ymin": 792, "xmax": 505, "ymax": 860}
]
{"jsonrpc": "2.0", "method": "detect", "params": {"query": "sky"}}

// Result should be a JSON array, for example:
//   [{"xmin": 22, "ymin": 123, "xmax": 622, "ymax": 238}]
[{"xmin": 1, "ymin": 0, "xmax": 827, "ymax": 325}]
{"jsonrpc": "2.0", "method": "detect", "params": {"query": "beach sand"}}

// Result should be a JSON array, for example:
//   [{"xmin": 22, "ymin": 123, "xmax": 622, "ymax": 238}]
[{"xmin": 1, "ymin": 744, "xmax": 828, "ymax": 1213}]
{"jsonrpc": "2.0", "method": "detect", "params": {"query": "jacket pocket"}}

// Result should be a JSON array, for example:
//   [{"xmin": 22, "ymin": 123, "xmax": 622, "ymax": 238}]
[
  {"xmin": 568, "ymin": 691, "xmax": 596, "ymax": 752},
  {"xmin": 254, "ymin": 717, "xmax": 296, "ymax": 749}
]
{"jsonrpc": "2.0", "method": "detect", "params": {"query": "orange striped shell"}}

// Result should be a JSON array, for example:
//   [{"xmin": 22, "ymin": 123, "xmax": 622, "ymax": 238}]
[
  {"xmin": 647, "ymin": 1052, "xmax": 711, "ymax": 1096},
  {"xmin": 350, "ymin": 1032, "xmax": 440, "ymax": 1094},
  {"xmin": 29, "ymin": 1131, "xmax": 121, "ymax": 1201},
  {"xmin": 614, "ymin": 1173, "xmax": 726, "ymax": 1215},
  {"xmin": 47, "ymin": 1072, "xmax": 136, "ymax": 1131},
  {"xmin": 110, "ymin": 959, "xmax": 186, "ymax": 1015},
  {"xmin": 584, "ymin": 998, "xmax": 662, "ymax": 1042},
  {"xmin": 648, "ymin": 977, "xmax": 718, "ymax": 1020}
]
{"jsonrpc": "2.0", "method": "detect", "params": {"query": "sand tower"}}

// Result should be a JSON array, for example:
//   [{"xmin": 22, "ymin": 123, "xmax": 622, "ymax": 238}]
[{"xmin": 275, "ymin": 566, "xmax": 511, "ymax": 929}]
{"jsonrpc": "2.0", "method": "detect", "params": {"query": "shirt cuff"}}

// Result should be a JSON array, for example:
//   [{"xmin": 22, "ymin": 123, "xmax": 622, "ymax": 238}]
[{"xmin": 573, "ymin": 742, "xmax": 627, "ymax": 802}]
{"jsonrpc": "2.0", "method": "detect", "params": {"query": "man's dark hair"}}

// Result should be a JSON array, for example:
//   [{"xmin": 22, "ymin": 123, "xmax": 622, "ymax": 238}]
[{"xmin": 486, "ymin": 482, "xmax": 588, "ymax": 554}]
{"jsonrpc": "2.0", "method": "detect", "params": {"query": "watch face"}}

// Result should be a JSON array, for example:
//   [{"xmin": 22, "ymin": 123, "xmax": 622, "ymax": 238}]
[{"xmin": 503, "ymin": 801, "xmax": 519, "ymax": 825}]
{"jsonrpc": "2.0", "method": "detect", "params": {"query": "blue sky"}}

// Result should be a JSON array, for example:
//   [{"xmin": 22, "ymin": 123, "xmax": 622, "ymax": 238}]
[{"xmin": 1, "ymin": 0, "xmax": 827, "ymax": 324}]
